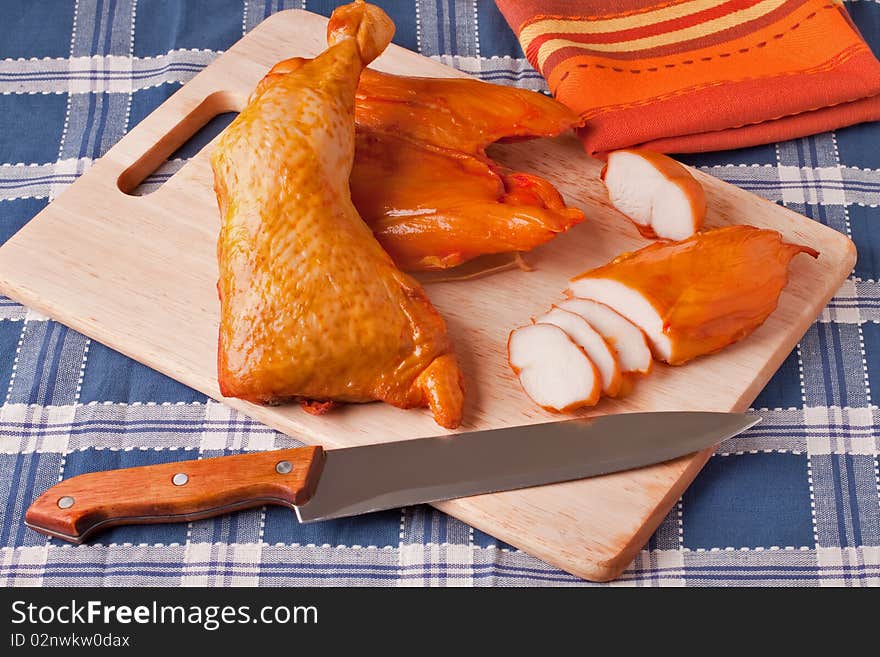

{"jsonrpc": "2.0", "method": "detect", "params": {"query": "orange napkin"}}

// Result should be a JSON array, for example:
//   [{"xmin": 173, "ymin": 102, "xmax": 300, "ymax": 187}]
[{"xmin": 495, "ymin": 0, "xmax": 880, "ymax": 155}]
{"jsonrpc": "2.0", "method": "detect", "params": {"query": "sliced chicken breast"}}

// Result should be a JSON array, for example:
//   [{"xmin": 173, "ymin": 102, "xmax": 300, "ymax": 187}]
[
  {"xmin": 534, "ymin": 307, "xmax": 622, "ymax": 397},
  {"xmin": 508, "ymin": 323, "xmax": 601, "ymax": 412},
  {"xmin": 557, "ymin": 298, "xmax": 652, "ymax": 375},
  {"xmin": 602, "ymin": 149, "xmax": 706, "ymax": 241}
]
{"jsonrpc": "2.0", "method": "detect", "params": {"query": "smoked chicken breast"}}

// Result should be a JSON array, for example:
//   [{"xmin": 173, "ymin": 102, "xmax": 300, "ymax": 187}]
[
  {"xmin": 211, "ymin": 1, "xmax": 465, "ymax": 428},
  {"xmin": 258, "ymin": 58, "xmax": 586, "ymax": 271},
  {"xmin": 569, "ymin": 226, "xmax": 819, "ymax": 365}
]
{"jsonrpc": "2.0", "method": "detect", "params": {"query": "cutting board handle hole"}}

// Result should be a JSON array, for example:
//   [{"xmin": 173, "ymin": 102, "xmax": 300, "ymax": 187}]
[{"xmin": 117, "ymin": 91, "xmax": 243, "ymax": 196}]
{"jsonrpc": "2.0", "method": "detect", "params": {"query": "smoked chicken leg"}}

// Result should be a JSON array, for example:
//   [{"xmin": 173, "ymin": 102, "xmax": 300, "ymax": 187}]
[
  {"xmin": 211, "ymin": 1, "xmax": 465, "ymax": 428},
  {"xmin": 259, "ymin": 58, "xmax": 586, "ymax": 271}
]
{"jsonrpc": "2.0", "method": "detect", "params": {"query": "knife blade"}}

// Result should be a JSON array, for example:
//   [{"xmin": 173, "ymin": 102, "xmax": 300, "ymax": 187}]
[{"xmin": 25, "ymin": 411, "xmax": 758, "ymax": 543}]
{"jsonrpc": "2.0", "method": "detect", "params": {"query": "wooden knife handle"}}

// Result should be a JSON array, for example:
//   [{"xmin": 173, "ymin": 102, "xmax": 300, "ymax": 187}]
[{"xmin": 25, "ymin": 446, "xmax": 325, "ymax": 543}]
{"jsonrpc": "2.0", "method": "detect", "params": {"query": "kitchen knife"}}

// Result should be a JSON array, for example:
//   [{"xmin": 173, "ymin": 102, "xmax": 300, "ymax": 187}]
[{"xmin": 25, "ymin": 411, "xmax": 758, "ymax": 543}]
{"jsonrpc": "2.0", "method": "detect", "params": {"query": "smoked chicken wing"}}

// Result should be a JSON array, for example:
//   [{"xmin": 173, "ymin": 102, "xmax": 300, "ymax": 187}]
[
  {"xmin": 211, "ymin": 1, "xmax": 465, "ymax": 428},
  {"xmin": 259, "ymin": 57, "xmax": 586, "ymax": 271}
]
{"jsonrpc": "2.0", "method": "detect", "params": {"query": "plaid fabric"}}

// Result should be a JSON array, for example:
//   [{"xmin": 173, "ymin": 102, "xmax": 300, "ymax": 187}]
[{"xmin": 0, "ymin": 0, "xmax": 878, "ymax": 587}]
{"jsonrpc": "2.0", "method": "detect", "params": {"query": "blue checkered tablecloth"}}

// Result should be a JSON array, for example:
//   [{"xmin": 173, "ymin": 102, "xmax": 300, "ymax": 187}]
[{"xmin": 0, "ymin": 0, "xmax": 878, "ymax": 587}]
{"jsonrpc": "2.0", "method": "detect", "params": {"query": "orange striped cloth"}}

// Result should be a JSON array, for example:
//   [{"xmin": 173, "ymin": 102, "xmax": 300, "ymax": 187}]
[{"xmin": 495, "ymin": 0, "xmax": 880, "ymax": 155}]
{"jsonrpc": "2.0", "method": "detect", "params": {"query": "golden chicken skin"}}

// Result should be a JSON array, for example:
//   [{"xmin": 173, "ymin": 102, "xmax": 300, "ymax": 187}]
[{"xmin": 211, "ymin": 1, "xmax": 465, "ymax": 428}]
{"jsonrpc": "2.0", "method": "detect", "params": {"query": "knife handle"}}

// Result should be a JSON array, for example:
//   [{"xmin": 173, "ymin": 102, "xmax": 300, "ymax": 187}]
[{"xmin": 25, "ymin": 446, "xmax": 325, "ymax": 543}]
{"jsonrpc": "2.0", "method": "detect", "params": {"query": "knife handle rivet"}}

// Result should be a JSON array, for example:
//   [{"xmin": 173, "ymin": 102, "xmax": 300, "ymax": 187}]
[
  {"xmin": 172, "ymin": 473, "xmax": 189, "ymax": 486},
  {"xmin": 57, "ymin": 496, "xmax": 74, "ymax": 509},
  {"xmin": 275, "ymin": 461, "xmax": 293, "ymax": 475}
]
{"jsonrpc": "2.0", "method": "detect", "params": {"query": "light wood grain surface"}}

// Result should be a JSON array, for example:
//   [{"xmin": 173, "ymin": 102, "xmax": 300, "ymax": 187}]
[{"xmin": 0, "ymin": 10, "xmax": 856, "ymax": 581}]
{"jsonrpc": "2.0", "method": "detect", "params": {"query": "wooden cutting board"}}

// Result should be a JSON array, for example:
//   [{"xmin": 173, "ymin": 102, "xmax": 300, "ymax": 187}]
[{"xmin": 0, "ymin": 10, "xmax": 855, "ymax": 582}]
